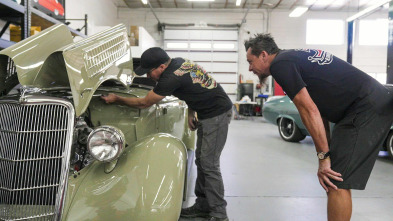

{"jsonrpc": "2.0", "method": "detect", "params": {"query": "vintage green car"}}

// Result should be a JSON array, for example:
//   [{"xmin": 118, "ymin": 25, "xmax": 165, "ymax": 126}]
[
  {"xmin": 0, "ymin": 24, "xmax": 195, "ymax": 220},
  {"xmin": 262, "ymin": 94, "xmax": 393, "ymax": 158},
  {"xmin": 262, "ymin": 95, "xmax": 308, "ymax": 142}
]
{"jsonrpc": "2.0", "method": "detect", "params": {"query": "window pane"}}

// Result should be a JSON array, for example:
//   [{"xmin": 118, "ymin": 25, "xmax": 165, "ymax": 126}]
[
  {"xmin": 306, "ymin": 19, "xmax": 344, "ymax": 45},
  {"xmin": 166, "ymin": 42, "xmax": 188, "ymax": 49},
  {"xmin": 190, "ymin": 43, "xmax": 212, "ymax": 49},
  {"xmin": 359, "ymin": 19, "xmax": 388, "ymax": 46},
  {"xmin": 213, "ymin": 43, "xmax": 235, "ymax": 49}
]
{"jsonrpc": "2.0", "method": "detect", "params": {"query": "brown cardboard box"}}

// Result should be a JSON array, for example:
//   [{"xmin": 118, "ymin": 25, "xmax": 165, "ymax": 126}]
[
  {"xmin": 129, "ymin": 26, "xmax": 139, "ymax": 46},
  {"xmin": 10, "ymin": 25, "xmax": 41, "ymax": 42}
]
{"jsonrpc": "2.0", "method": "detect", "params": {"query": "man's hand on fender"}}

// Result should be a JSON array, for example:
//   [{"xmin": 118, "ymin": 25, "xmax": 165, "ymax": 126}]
[
  {"xmin": 188, "ymin": 115, "xmax": 197, "ymax": 131},
  {"xmin": 101, "ymin": 93, "xmax": 118, "ymax": 104},
  {"xmin": 317, "ymin": 158, "xmax": 343, "ymax": 192}
]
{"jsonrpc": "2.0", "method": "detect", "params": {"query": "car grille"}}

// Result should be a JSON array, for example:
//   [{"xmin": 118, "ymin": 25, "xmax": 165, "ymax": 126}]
[{"xmin": 0, "ymin": 99, "xmax": 74, "ymax": 221}]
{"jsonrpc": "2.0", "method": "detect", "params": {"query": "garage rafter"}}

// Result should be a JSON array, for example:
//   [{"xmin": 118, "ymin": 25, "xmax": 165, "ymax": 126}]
[{"xmin": 114, "ymin": 0, "xmax": 386, "ymax": 12}]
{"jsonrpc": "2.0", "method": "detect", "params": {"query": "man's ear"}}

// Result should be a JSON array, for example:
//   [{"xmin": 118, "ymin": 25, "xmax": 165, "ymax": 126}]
[
  {"xmin": 260, "ymin": 51, "xmax": 269, "ymax": 61},
  {"xmin": 158, "ymin": 64, "xmax": 166, "ymax": 70},
  {"xmin": 158, "ymin": 64, "xmax": 167, "ymax": 73}
]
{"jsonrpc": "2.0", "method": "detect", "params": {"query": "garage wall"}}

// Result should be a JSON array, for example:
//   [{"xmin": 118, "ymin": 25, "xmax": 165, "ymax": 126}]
[
  {"xmin": 117, "ymin": 8, "xmax": 388, "ymax": 92},
  {"xmin": 66, "ymin": 0, "xmax": 119, "ymax": 37}
]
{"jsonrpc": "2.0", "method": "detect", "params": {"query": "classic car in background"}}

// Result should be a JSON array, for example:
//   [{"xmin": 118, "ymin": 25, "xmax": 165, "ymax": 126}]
[
  {"xmin": 262, "ymin": 95, "xmax": 393, "ymax": 158},
  {"xmin": 262, "ymin": 96, "xmax": 308, "ymax": 142},
  {"xmin": 0, "ymin": 23, "xmax": 195, "ymax": 220}
]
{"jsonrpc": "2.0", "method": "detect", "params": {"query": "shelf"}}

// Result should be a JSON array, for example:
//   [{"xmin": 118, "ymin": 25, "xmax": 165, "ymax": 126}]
[
  {"xmin": 31, "ymin": 7, "xmax": 86, "ymax": 37},
  {"xmin": 0, "ymin": 0, "xmax": 24, "ymax": 14},
  {"xmin": 0, "ymin": 38, "xmax": 15, "ymax": 49},
  {"xmin": 0, "ymin": 0, "xmax": 24, "ymax": 24},
  {"xmin": 0, "ymin": 0, "xmax": 86, "ymax": 47}
]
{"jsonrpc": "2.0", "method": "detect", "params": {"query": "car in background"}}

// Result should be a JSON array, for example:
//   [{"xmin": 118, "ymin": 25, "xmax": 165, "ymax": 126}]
[
  {"xmin": 262, "ymin": 95, "xmax": 393, "ymax": 158},
  {"xmin": 0, "ymin": 23, "xmax": 195, "ymax": 221},
  {"xmin": 262, "ymin": 96, "xmax": 308, "ymax": 142}
]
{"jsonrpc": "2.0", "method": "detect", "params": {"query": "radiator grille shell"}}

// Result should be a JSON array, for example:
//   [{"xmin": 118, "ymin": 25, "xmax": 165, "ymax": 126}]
[{"xmin": 0, "ymin": 96, "xmax": 75, "ymax": 221}]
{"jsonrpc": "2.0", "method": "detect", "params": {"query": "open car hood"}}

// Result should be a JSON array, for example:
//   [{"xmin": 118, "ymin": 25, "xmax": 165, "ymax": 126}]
[{"xmin": 0, "ymin": 23, "xmax": 133, "ymax": 116}]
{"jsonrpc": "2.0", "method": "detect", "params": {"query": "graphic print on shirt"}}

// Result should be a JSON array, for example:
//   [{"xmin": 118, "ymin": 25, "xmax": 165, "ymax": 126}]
[
  {"xmin": 174, "ymin": 59, "xmax": 217, "ymax": 89},
  {"xmin": 296, "ymin": 49, "xmax": 333, "ymax": 65}
]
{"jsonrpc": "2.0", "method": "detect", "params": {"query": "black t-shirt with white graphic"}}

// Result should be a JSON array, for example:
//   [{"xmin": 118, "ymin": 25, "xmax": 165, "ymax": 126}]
[
  {"xmin": 153, "ymin": 57, "xmax": 232, "ymax": 119},
  {"xmin": 270, "ymin": 49, "xmax": 391, "ymax": 123}
]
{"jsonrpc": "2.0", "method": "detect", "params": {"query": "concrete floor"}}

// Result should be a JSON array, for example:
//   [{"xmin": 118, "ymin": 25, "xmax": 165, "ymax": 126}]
[{"xmin": 179, "ymin": 117, "xmax": 393, "ymax": 221}]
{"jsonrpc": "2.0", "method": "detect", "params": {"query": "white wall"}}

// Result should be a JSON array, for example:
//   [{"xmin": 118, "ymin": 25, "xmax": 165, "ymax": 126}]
[
  {"xmin": 66, "ymin": 0, "xmax": 119, "ymax": 38},
  {"xmin": 117, "ymin": 8, "xmax": 389, "ymax": 86}
]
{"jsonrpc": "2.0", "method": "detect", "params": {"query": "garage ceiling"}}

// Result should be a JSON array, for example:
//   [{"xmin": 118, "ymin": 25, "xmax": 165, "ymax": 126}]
[{"xmin": 112, "ymin": 0, "xmax": 383, "ymax": 11}]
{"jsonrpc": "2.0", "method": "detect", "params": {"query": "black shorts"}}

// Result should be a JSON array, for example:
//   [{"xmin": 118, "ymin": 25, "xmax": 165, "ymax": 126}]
[{"xmin": 330, "ymin": 98, "xmax": 393, "ymax": 190}]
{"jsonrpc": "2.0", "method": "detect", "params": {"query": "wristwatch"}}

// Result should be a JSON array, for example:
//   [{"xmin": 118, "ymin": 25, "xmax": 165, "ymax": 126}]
[{"xmin": 317, "ymin": 151, "xmax": 330, "ymax": 160}]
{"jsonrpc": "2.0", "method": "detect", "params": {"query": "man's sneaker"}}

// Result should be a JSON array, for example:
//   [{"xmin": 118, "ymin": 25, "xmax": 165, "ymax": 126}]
[
  {"xmin": 206, "ymin": 216, "xmax": 229, "ymax": 221},
  {"xmin": 180, "ymin": 204, "xmax": 209, "ymax": 218}
]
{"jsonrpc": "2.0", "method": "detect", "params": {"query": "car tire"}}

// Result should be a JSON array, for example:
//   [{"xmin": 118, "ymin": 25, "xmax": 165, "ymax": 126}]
[
  {"xmin": 385, "ymin": 131, "xmax": 393, "ymax": 158},
  {"xmin": 278, "ymin": 117, "xmax": 306, "ymax": 142}
]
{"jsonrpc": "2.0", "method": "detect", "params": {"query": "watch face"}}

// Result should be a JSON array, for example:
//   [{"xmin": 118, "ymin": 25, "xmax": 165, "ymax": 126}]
[{"xmin": 318, "ymin": 152, "xmax": 324, "ymax": 159}]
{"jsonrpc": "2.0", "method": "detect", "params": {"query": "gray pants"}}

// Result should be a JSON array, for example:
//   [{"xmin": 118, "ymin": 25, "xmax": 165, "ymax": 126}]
[{"xmin": 194, "ymin": 109, "xmax": 232, "ymax": 218}]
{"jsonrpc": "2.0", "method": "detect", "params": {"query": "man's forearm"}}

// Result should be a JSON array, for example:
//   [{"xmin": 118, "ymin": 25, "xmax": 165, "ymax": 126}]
[
  {"xmin": 117, "ymin": 96, "xmax": 149, "ymax": 109},
  {"xmin": 298, "ymin": 107, "xmax": 329, "ymax": 153},
  {"xmin": 322, "ymin": 118, "xmax": 331, "ymax": 146}
]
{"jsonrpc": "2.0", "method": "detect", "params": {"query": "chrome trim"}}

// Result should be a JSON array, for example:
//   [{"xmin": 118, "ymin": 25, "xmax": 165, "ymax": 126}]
[{"xmin": 0, "ymin": 95, "xmax": 75, "ymax": 221}]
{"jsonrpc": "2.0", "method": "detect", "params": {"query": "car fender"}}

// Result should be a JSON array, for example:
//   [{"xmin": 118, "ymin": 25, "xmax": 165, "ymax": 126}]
[{"xmin": 63, "ymin": 133, "xmax": 187, "ymax": 221}]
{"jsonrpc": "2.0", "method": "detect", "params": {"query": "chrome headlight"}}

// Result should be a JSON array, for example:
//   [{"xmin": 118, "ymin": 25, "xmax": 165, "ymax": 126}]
[{"xmin": 87, "ymin": 126, "xmax": 125, "ymax": 162}]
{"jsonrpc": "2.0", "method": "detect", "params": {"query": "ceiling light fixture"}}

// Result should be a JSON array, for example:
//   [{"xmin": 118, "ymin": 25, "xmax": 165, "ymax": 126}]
[
  {"xmin": 141, "ymin": 0, "xmax": 148, "ymax": 4},
  {"xmin": 346, "ymin": 0, "xmax": 392, "ymax": 22},
  {"xmin": 187, "ymin": 0, "xmax": 214, "ymax": 2},
  {"xmin": 236, "ymin": 0, "xmax": 241, "ymax": 6},
  {"xmin": 289, "ymin": 6, "xmax": 308, "ymax": 17}
]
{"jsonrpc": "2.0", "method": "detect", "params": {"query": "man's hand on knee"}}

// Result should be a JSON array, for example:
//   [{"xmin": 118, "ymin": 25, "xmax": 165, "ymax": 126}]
[{"xmin": 317, "ymin": 158, "xmax": 343, "ymax": 192}]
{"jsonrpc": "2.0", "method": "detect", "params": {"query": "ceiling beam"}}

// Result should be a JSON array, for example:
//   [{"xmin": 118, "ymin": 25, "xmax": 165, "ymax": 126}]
[
  {"xmin": 324, "ymin": 0, "xmax": 338, "ymax": 10},
  {"xmin": 257, "ymin": 0, "xmax": 264, "ymax": 9},
  {"xmin": 123, "ymin": 0, "xmax": 132, "ymax": 8},
  {"xmin": 156, "ymin": 0, "xmax": 162, "ymax": 8},
  {"xmin": 242, "ymin": 0, "xmax": 247, "ymax": 9},
  {"xmin": 339, "ymin": 0, "xmax": 351, "ymax": 11},
  {"xmin": 272, "ymin": 0, "xmax": 283, "ymax": 9},
  {"xmin": 306, "ymin": 0, "xmax": 316, "ymax": 10},
  {"xmin": 289, "ymin": 0, "xmax": 298, "ymax": 10}
]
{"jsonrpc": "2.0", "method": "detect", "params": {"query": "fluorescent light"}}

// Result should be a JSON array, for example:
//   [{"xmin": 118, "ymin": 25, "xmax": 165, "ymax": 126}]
[
  {"xmin": 236, "ymin": 0, "xmax": 241, "ymax": 6},
  {"xmin": 346, "ymin": 0, "xmax": 392, "ymax": 22},
  {"xmin": 167, "ymin": 43, "xmax": 188, "ymax": 49},
  {"xmin": 289, "ymin": 6, "xmax": 308, "ymax": 17},
  {"xmin": 187, "ymin": 0, "xmax": 214, "ymax": 1},
  {"xmin": 141, "ymin": 0, "xmax": 148, "ymax": 4}
]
